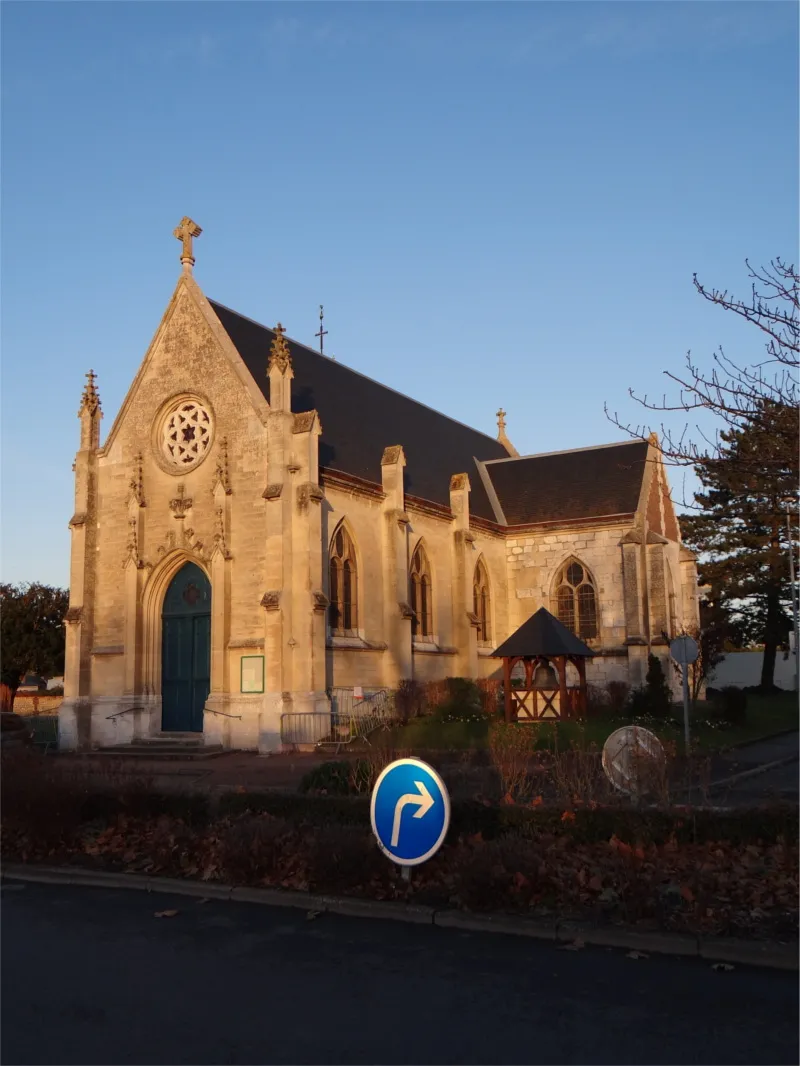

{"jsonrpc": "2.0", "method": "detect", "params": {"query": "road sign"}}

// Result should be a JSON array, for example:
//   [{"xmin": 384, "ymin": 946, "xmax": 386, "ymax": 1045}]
[
  {"xmin": 370, "ymin": 758, "xmax": 450, "ymax": 866},
  {"xmin": 602, "ymin": 726, "xmax": 665, "ymax": 797},
  {"xmin": 670, "ymin": 635, "xmax": 699, "ymax": 665}
]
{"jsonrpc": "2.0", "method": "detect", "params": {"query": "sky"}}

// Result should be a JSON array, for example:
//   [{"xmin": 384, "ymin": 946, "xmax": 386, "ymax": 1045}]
[{"xmin": 1, "ymin": 1, "xmax": 798, "ymax": 588}]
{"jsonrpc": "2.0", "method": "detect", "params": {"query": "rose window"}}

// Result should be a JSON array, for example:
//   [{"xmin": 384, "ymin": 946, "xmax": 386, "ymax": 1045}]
[{"xmin": 161, "ymin": 400, "xmax": 213, "ymax": 470}]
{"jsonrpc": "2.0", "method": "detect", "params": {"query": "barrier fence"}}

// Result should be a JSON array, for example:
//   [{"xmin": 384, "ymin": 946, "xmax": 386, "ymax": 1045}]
[{"xmin": 280, "ymin": 688, "xmax": 396, "ymax": 751}]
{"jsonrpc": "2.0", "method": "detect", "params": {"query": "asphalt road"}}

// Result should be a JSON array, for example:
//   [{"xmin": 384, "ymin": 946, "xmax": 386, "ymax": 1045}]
[{"xmin": 2, "ymin": 883, "xmax": 797, "ymax": 1066}]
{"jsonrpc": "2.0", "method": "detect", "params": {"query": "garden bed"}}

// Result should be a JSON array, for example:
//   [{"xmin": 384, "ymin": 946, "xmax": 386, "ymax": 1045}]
[{"xmin": 3, "ymin": 750, "xmax": 797, "ymax": 943}]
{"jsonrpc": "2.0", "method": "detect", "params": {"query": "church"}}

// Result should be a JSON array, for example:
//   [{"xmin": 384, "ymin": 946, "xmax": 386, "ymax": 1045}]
[{"xmin": 59, "ymin": 218, "xmax": 700, "ymax": 752}]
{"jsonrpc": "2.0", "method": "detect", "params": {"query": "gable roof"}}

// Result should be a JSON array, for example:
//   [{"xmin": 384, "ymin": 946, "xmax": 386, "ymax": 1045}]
[
  {"xmin": 481, "ymin": 440, "xmax": 649, "ymax": 526},
  {"xmin": 491, "ymin": 607, "xmax": 596, "ymax": 659},
  {"xmin": 209, "ymin": 301, "xmax": 510, "ymax": 520}
]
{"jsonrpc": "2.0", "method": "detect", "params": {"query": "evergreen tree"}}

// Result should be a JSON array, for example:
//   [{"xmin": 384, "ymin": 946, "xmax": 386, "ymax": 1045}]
[{"xmin": 681, "ymin": 401, "xmax": 798, "ymax": 690}]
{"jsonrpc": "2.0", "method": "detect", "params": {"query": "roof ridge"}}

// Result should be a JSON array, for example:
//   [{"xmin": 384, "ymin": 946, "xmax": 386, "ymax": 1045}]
[
  {"xmin": 483, "ymin": 439, "xmax": 648, "ymax": 465},
  {"xmin": 209, "ymin": 299, "xmax": 504, "ymax": 449}
]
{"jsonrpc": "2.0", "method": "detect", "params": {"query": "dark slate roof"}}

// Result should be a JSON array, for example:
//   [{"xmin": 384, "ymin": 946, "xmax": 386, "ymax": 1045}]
[
  {"xmin": 491, "ymin": 607, "xmax": 595, "ymax": 659},
  {"xmin": 482, "ymin": 440, "xmax": 648, "ymax": 526},
  {"xmin": 210, "ymin": 301, "xmax": 509, "ymax": 521}
]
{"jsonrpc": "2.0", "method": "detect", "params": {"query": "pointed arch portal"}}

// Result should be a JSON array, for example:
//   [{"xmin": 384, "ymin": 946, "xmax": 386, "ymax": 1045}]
[{"xmin": 161, "ymin": 561, "xmax": 211, "ymax": 732}]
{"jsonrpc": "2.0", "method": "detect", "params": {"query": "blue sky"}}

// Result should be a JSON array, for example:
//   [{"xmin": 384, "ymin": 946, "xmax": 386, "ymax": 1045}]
[{"xmin": 2, "ymin": 1, "xmax": 797, "ymax": 588}]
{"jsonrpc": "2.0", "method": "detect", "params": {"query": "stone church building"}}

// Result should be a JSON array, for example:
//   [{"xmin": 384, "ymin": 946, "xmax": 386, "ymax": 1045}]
[{"xmin": 60, "ymin": 219, "xmax": 699, "ymax": 752}]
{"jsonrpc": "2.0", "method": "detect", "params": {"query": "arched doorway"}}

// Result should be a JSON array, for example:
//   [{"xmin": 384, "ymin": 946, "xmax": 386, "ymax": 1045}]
[{"xmin": 161, "ymin": 562, "xmax": 211, "ymax": 732}]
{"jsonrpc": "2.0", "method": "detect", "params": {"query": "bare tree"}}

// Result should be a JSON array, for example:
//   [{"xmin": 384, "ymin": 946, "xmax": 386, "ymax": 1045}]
[{"xmin": 606, "ymin": 258, "xmax": 798, "ymax": 474}]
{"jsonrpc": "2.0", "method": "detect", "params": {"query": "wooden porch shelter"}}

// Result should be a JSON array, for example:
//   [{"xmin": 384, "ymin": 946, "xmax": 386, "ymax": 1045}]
[{"xmin": 491, "ymin": 607, "xmax": 595, "ymax": 723}]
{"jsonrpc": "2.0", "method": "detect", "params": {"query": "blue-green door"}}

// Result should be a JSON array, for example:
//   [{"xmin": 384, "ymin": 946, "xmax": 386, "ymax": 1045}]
[{"xmin": 161, "ymin": 563, "xmax": 211, "ymax": 733}]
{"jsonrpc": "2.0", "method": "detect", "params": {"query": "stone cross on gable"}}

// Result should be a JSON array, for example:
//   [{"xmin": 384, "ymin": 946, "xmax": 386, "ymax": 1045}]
[
  {"xmin": 173, "ymin": 216, "xmax": 202, "ymax": 271},
  {"xmin": 497, "ymin": 408, "xmax": 507, "ymax": 432}
]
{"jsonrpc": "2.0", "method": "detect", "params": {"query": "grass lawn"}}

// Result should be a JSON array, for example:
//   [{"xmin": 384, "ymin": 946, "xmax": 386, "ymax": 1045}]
[{"xmin": 382, "ymin": 691, "xmax": 797, "ymax": 754}]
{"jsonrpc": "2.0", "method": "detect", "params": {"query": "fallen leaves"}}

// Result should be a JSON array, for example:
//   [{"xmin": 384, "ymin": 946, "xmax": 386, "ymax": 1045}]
[
  {"xmin": 153, "ymin": 909, "xmax": 178, "ymax": 919},
  {"xmin": 712, "ymin": 963, "xmax": 735, "ymax": 972},
  {"xmin": 626, "ymin": 951, "xmax": 649, "ymax": 960},
  {"xmin": 559, "ymin": 938, "xmax": 585, "ymax": 951}
]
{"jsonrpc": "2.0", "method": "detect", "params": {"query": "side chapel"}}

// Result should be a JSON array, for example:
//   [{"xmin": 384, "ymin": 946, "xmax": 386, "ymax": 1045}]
[{"xmin": 60, "ymin": 219, "xmax": 700, "ymax": 751}]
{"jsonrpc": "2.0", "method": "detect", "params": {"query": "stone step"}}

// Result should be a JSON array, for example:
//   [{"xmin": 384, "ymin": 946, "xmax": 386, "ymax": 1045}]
[
  {"xmin": 84, "ymin": 743, "xmax": 227, "ymax": 760},
  {"xmin": 138, "ymin": 734, "xmax": 206, "ymax": 746}
]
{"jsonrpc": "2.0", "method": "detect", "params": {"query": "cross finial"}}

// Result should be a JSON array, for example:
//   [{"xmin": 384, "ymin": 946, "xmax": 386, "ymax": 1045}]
[
  {"xmin": 173, "ymin": 216, "xmax": 202, "ymax": 272},
  {"xmin": 497, "ymin": 408, "xmax": 507, "ymax": 432},
  {"xmin": 314, "ymin": 304, "xmax": 330, "ymax": 357},
  {"xmin": 268, "ymin": 323, "xmax": 292, "ymax": 374}
]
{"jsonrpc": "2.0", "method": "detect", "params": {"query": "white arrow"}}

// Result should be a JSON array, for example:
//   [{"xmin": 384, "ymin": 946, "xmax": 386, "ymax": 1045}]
[{"xmin": 390, "ymin": 780, "xmax": 435, "ymax": 847}]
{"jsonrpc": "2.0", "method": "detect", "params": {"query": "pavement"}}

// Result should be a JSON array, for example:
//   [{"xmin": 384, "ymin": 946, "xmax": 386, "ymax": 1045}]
[
  {"xmin": 2, "ymin": 882, "xmax": 798, "ymax": 1066},
  {"xmin": 708, "ymin": 731, "xmax": 798, "ymax": 806}
]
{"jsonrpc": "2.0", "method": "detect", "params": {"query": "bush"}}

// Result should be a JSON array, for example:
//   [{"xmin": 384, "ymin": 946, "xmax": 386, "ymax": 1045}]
[
  {"xmin": 298, "ymin": 760, "xmax": 361, "ymax": 796},
  {"xmin": 628, "ymin": 656, "xmax": 672, "ymax": 720},
  {"xmin": 476, "ymin": 677, "xmax": 502, "ymax": 717},
  {"xmin": 710, "ymin": 686, "xmax": 748, "ymax": 726},
  {"xmin": 306, "ymin": 823, "xmax": 385, "ymax": 893},
  {"xmin": 395, "ymin": 679, "xmax": 425, "ymax": 723},
  {"xmin": 606, "ymin": 680, "xmax": 631, "ymax": 715},
  {"xmin": 217, "ymin": 815, "xmax": 292, "ymax": 883},
  {"xmin": 1, "ymin": 749, "xmax": 84, "ymax": 849},
  {"xmin": 487, "ymin": 721, "xmax": 537, "ymax": 800}
]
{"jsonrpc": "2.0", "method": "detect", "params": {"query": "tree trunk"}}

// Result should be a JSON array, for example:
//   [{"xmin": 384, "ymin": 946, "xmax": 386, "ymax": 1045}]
[{"xmin": 760, "ymin": 637, "xmax": 778, "ymax": 690}]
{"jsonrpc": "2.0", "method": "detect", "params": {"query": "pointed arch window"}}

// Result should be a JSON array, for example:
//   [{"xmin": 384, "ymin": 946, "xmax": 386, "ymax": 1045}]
[
  {"xmin": 473, "ymin": 559, "xmax": 491, "ymax": 643},
  {"xmin": 410, "ymin": 544, "xmax": 433, "ymax": 639},
  {"xmin": 554, "ymin": 559, "xmax": 598, "ymax": 640},
  {"xmin": 329, "ymin": 525, "xmax": 358, "ymax": 634}
]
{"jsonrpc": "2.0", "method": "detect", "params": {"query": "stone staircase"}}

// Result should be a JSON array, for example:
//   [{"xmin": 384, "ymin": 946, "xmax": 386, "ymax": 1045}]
[{"xmin": 87, "ymin": 733, "xmax": 226, "ymax": 760}]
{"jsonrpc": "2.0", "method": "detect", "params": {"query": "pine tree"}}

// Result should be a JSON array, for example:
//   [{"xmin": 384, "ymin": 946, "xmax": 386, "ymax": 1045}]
[{"xmin": 681, "ymin": 400, "xmax": 798, "ymax": 690}]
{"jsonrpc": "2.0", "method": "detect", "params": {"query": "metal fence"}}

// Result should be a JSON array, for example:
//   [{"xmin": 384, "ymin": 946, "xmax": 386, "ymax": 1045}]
[{"xmin": 280, "ymin": 688, "xmax": 396, "ymax": 752}]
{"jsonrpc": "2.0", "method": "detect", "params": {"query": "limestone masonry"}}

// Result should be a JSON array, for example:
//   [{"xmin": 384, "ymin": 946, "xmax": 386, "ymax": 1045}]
[{"xmin": 60, "ymin": 220, "xmax": 699, "ymax": 751}]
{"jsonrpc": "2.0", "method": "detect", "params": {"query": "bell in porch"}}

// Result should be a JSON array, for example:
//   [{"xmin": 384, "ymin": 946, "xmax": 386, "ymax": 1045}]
[{"xmin": 533, "ymin": 662, "xmax": 558, "ymax": 689}]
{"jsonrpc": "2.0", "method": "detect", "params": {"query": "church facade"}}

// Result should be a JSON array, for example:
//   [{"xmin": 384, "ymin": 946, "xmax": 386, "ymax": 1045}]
[{"xmin": 59, "ymin": 219, "xmax": 700, "ymax": 752}]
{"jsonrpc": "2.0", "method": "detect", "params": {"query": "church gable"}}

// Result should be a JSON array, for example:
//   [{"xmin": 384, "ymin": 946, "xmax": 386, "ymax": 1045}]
[{"xmin": 101, "ymin": 275, "xmax": 269, "ymax": 464}]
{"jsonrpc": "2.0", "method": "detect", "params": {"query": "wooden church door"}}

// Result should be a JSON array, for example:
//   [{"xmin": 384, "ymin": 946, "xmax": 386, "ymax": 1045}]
[{"xmin": 161, "ymin": 562, "xmax": 211, "ymax": 733}]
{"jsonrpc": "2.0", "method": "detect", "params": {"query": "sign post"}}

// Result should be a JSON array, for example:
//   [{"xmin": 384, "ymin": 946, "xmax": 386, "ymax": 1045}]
[
  {"xmin": 370, "ymin": 758, "xmax": 450, "ymax": 871},
  {"xmin": 670, "ymin": 635, "xmax": 699, "ymax": 752}
]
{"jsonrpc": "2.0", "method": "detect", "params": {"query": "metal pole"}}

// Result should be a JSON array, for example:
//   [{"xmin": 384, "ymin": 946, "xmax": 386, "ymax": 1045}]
[
  {"xmin": 682, "ymin": 663, "xmax": 691, "ymax": 752},
  {"xmin": 787, "ymin": 509, "xmax": 800, "ymax": 694}
]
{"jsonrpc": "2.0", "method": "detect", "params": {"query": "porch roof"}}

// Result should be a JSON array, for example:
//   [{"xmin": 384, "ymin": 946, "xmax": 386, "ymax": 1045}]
[{"xmin": 491, "ymin": 607, "xmax": 595, "ymax": 659}]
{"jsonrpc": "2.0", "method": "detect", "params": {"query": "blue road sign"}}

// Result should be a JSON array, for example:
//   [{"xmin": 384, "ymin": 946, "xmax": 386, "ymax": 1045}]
[{"xmin": 370, "ymin": 758, "xmax": 451, "ymax": 866}]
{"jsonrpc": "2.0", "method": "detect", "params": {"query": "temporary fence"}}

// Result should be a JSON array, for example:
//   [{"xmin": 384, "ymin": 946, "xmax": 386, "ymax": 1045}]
[{"xmin": 280, "ymin": 688, "xmax": 396, "ymax": 752}]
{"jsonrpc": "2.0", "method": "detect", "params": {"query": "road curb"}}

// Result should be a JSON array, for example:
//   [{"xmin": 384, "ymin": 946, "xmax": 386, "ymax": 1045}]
[
  {"xmin": 2, "ymin": 863, "xmax": 796, "ymax": 971},
  {"xmin": 710, "ymin": 752, "xmax": 799, "ymax": 791}
]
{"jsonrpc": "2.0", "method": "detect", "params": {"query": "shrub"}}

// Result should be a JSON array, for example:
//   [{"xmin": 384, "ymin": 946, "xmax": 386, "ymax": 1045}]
[
  {"xmin": 476, "ymin": 677, "xmax": 502, "ymax": 717},
  {"xmin": 487, "ymin": 721, "xmax": 537, "ymax": 801},
  {"xmin": 606, "ymin": 680, "xmax": 631, "ymax": 715},
  {"xmin": 1, "ymin": 748, "xmax": 84, "ymax": 849},
  {"xmin": 306, "ymin": 823, "xmax": 385, "ymax": 892},
  {"xmin": 710, "ymin": 686, "xmax": 748, "ymax": 726},
  {"xmin": 217, "ymin": 815, "xmax": 292, "ymax": 883},
  {"xmin": 395, "ymin": 679, "xmax": 425, "ymax": 723},
  {"xmin": 628, "ymin": 656, "xmax": 672, "ymax": 720},
  {"xmin": 298, "ymin": 760, "xmax": 359, "ymax": 796},
  {"xmin": 422, "ymin": 679, "xmax": 449, "ymax": 714}
]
